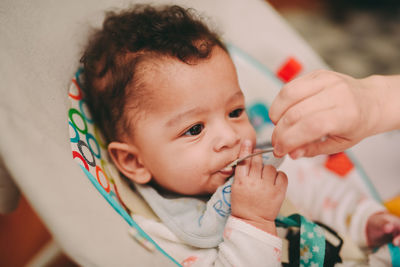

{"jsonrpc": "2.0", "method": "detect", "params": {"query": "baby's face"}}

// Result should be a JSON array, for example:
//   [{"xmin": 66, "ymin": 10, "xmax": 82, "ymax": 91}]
[{"xmin": 129, "ymin": 47, "xmax": 256, "ymax": 195}]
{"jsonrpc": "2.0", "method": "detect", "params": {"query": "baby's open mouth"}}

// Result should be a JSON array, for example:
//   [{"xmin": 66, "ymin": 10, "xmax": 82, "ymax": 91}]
[{"xmin": 219, "ymin": 165, "xmax": 235, "ymax": 176}]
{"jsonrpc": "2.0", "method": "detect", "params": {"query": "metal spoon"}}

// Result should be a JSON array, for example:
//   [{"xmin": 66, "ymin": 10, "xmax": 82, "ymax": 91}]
[{"xmin": 226, "ymin": 147, "xmax": 274, "ymax": 168}]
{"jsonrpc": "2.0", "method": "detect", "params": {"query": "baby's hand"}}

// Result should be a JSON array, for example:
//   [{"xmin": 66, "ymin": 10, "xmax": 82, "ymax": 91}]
[
  {"xmin": 366, "ymin": 211, "xmax": 400, "ymax": 248},
  {"xmin": 231, "ymin": 140, "xmax": 288, "ymax": 235}
]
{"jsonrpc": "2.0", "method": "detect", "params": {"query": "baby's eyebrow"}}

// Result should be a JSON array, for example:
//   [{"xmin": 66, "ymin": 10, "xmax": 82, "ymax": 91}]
[
  {"xmin": 165, "ymin": 107, "xmax": 207, "ymax": 128},
  {"xmin": 227, "ymin": 91, "xmax": 244, "ymax": 103},
  {"xmin": 165, "ymin": 90, "xmax": 244, "ymax": 128}
]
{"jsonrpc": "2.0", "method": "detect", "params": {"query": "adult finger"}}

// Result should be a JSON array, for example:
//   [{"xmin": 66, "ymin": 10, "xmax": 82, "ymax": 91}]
[
  {"xmin": 272, "ymin": 107, "xmax": 340, "ymax": 157},
  {"xmin": 273, "ymin": 86, "xmax": 338, "ymax": 130},
  {"xmin": 269, "ymin": 70, "xmax": 338, "ymax": 124},
  {"xmin": 235, "ymin": 139, "xmax": 253, "ymax": 178},
  {"xmin": 289, "ymin": 137, "xmax": 353, "ymax": 159}
]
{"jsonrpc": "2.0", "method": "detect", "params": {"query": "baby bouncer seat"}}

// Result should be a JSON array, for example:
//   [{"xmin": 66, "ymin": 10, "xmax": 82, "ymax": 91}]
[{"xmin": 2, "ymin": 0, "xmax": 400, "ymax": 266}]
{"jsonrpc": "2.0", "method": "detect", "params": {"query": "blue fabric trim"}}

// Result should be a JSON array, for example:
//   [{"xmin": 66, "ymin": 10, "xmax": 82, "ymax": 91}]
[{"xmin": 389, "ymin": 243, "xmax": 400, "ymax": 267}]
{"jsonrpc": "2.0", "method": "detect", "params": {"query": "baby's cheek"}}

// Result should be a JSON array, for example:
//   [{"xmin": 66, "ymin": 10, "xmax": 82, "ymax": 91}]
[{"xmin": 174, "ymin": 163, "xmax": 204, "ymax": 188}]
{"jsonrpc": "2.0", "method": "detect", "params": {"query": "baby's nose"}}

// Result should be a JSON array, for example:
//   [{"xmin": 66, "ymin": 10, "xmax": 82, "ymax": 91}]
[{"xmin": 213, "ymin": 123, "xmax": 240, "ymax": 152}]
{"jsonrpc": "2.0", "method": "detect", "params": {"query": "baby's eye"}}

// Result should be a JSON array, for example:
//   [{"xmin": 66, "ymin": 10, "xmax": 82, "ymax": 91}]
[
  {"xmin": 183, "ymin": 123, "xmax": 204, "ymax": 136},
  {"xmin": 229, "ymin": 108, "xmax": 244, "ymax": 118}
]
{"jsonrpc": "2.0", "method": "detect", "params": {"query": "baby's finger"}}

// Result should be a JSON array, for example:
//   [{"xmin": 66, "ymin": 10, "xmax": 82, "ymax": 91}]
[
  {"xmin": 274, "ymin": 171, "xmax": 288, "ymax": 188},
  {"xmin": 384, "ymin": 223, "xmax": 395, "ymax": 234},
  {"xmin": 249, "ymin": 152, "xmax": 263, "ymax": 179},
  {"xmin": 394, "ymin": 235, "xmax": 400, "ymax": 246},
  {"xmin": 261, "ymin": 165, "xmax": 277, "ymax": 184},
  {"xmin": 235, "ymin": 139, "xmax": 253, "ymax": 178}
]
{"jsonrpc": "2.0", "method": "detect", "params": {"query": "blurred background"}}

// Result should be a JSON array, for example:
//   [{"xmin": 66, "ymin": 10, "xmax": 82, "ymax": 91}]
[
  {"xmin": 1, "ymin": 1, "xmax": 399, "ymax": 266},
  {"xmin": 269, "ymin": 0, "xmax": 400, "ymax": 77}
]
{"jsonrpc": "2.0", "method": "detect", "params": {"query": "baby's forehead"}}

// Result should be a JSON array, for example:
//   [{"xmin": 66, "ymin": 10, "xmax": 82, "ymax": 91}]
[
  {"xmin": 126, "ymin": 57, "xmax": 183, "ymax": 112},
  {"xmin": 137, "ymin": 46, "xmax": 230, "ymax": 89},
  {"xmin": 139, "ymin": 56, "xmax": 179, "ymax": 81},
  {"xmin": 137, "ymin": 56, "xmax": 193, "ymax": 96},
  {"xmin": 129, "ymin": 46, "xmax": 235, "ymax": 112}
]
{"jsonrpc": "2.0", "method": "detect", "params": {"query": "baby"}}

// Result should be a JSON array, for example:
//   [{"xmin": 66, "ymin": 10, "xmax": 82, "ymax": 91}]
[{"xmin": 81, "ymin": 4, "xmax": 400, "ymax": 266}]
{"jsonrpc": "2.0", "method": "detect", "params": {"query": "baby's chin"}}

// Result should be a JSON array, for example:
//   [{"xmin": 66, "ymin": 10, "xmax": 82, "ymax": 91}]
[
  {"xmin": 207, "ymin": 173, "xmax": 234, "ymax": 192},
  {"xmin": 149, "ymin": 172, "xmax": 234, "ymax": 197},
  {"xmin": 149, "ymin": 180, "xmax": 212, "ymax": 197}
]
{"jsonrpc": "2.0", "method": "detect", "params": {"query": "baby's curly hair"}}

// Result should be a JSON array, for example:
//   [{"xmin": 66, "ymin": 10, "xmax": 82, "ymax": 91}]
[{"xmin": 80, "ymin": 4, "xmax": 226, "ymax": 144}]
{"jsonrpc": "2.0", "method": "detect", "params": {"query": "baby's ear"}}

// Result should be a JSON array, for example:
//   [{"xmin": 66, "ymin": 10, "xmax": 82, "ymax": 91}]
[{"xmin": 108, "ymin": 142, "xmax": 151, "ymax": 184}]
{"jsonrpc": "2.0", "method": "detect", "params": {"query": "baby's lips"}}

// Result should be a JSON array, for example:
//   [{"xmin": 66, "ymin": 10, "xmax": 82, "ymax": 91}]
[
  {"xmin": 220, "ymin": 165, "xmax": 233, "ymax": 173},
  {"xmin": 218, "ymin": 164, "xmax": 235, "ymax": 177}
]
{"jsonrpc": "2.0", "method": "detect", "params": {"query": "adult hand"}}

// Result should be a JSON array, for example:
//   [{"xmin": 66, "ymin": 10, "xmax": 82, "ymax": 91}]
[
  {"xmin": 269, "ymin": 70, "xmax": 388, "ymax": 158},
  {"xmin": 231, "ymin": 140, "xmax": 287, "ymax": 235}
]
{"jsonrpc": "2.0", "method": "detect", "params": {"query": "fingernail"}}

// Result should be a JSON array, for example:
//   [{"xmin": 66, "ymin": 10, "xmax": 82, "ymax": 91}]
[{"xmin": 243, "ymin": 139, "xmax": 252, "ymax": 147}]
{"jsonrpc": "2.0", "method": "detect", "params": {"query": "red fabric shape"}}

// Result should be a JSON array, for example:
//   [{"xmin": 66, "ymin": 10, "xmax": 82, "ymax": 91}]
[
  {"xmin": 325, "ymin": 152, "xmax": 354, "ymax": 177},
  {"xmin": 277, "ymin": 57, "xmax": 302, "ymax": 82}
]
